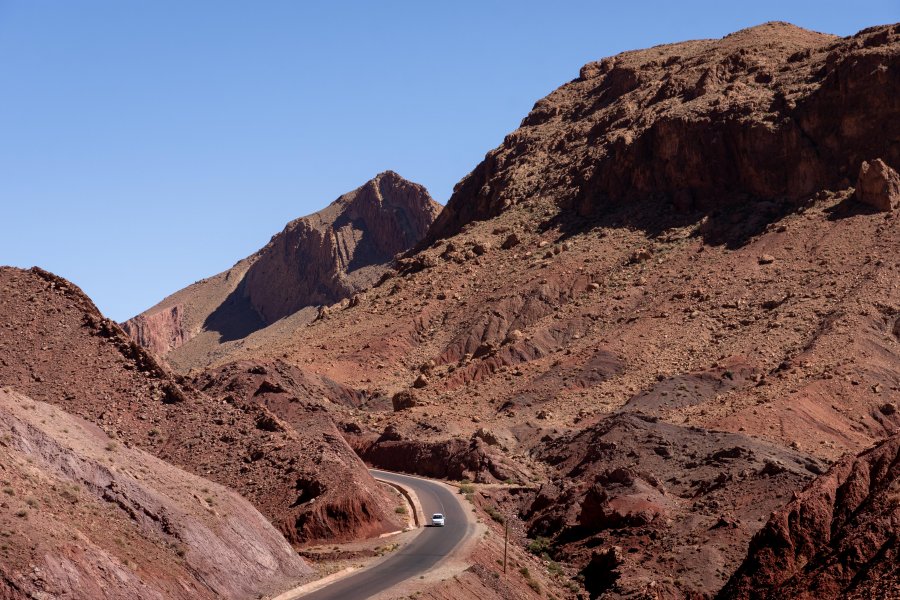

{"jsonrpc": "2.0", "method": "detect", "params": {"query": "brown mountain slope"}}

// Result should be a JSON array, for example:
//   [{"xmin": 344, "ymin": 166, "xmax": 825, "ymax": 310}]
[
  {"xmin": 719, "ymin": 430, "xmax": 900, "ymax": 600},
  {"xmin": 0, "ymin": 266, "xmax": 402, "ymax": 548},
  {"xmin": 208, "ymin": 22, "xmax": 900, "ymax": 598},
  {"xmin": 122, "ymin": 171, "xmax": 441, "ymax": 371},
  {"xmin": 0, "ymin": 388, "xmax": 309, "ymax": 600},
  {"xmin": 423, "ymin": 21, "xmax": 899, "ymax": 245}
]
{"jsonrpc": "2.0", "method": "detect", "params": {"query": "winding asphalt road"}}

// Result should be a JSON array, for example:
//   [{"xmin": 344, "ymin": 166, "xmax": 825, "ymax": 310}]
[{"xmin": 297, "ymin": 469, "xmax": 471, "ymax": 600}]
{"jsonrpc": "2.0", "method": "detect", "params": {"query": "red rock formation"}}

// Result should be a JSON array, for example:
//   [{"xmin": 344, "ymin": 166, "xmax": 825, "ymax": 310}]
[
  {"xmin": 192, "ymin": 360, "xmax": 402, "ymax": 542},
  {"xmin": 422, "ymin": 23, "xmax": 900, "ymax": 245},
  {"xmin": 0, "ymin": 389, "xmax": 310, "ymax": 600},
  {"xmin": 122, "ymin": 171, "xmax": 440, "ymax": 368},
  {"xmin": 120, "ymin": 302, "xmax": 186, "ymax": 355},
  {"xmin": 245, "ymin": 171, "xmax": 441, "ymax": 323},
  {"xmin": 0, "ymin": 266, "xmax": 402, "ymax": 550},
  {"xmin": 856, "ymin": 158, "xmax": 900, "ymax": 212},
  {"xmin": 719, "ymin": 431, "xmax": 900, "ymax": 600},
  {"xmin": 525, "ymin": 413, "xmax": 825, "ymax": 597}
]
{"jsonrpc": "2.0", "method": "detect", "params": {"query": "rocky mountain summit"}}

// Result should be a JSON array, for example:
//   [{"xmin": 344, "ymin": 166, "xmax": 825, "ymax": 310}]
[
  {"xmin": 425, "ymin": 22, "xmax": 899, "ymax": 246},
  {"xmin": 123, "ymin": 171, "xmax": 440, "ymax": 369}
]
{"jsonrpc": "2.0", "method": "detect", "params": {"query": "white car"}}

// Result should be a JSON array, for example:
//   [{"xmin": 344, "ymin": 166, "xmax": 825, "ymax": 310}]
[{"xmin": 431, "ymin": 513, "xmax": 445, "ymax": 527}]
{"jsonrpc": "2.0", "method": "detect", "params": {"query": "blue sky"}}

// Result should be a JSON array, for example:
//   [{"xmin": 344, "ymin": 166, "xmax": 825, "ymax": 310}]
[{"xmin": 2, "ymin": 1, "xmax": 897, "ymax": 321}]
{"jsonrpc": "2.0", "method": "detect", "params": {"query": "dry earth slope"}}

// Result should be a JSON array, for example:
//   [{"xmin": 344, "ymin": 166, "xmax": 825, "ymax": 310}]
[
  {"xmin": 0, "ymin": 388, "xmax": 309, "ymax": 600},
  {"xmin": 209, "ymin": 22, "xmax": 900, "ymax": 599},
  {"xmin": 0, "ymin": 266, "xmax": 403, "ymax": 551}
]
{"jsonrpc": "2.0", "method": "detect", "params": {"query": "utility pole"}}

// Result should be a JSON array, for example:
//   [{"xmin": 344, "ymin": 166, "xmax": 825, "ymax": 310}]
[{"xmin": 503, "ymin": 518, "xmax": 509, "ymax": 576}]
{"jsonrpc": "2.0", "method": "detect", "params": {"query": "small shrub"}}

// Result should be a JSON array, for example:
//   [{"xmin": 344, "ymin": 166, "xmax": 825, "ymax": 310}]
[
  {"xmin": 394, "ymin": 505, "xmax": 407, "ymax": 514},
  {"xmin": 527, "ymin": 536, "xmax": 552, "ymax": 557},
  {"xmin": 105, "ymin": 441, "xmax": 117, "ymax": 452},
  {"xmin": 484, "ymin": 505, "xmax": 505, "ymax": 524},
  {"xmin": 14, "ymin": 509, "xmax": 27, "ymax": 519},
  {"xmin": 458, "ymin": 483, "xmax": 475, "ymax": 494},
  {"xmin": 2, "ymin": 487, "xmax": 13, "ymax": 496}
]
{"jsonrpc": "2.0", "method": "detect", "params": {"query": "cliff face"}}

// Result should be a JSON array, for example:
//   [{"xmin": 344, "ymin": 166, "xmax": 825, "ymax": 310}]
[
  {"xmin": 719, "ymin": 431, "xmax": 900, "ymax": 600},
  {"xmin": 120, "ymin": 303, "xmax": 187, "ymax": 356},
  {"xmin": 122, "ymin": 171, "xmax": 440, "ymax": 370},
  {"xmin": 423, "ymin": 22, "xmax": 900, "ymax": 245},
  {"xmin": 243, "ymin": 170, "xmax": 441, "ymax": 323}
]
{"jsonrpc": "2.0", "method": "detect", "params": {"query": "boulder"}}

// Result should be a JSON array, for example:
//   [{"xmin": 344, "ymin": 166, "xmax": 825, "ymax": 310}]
[
  {"xmin": 501, "ymin": 233, "xmax": 521, "ymax": 249},
  {"xmin": 473, "ymin": 427, "xmax": 500, "ymax": 446},
  {"xmin": 391, "ymin": 390, "xmax": 417, "ymax": 411},
  {"xmin": 856, "ymin": 159, "xmax": 900, "ymax": 212},
  {"xmin": 504, "ymin": 329, "xmax": 525, "ymax": 344}
]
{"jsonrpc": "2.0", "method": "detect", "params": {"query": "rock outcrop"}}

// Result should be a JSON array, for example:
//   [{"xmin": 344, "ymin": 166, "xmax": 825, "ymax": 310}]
[
  {"xmin": 421, "ymin": 23, "xmax": 900, "ymax": 245},
  {"xmin": 856, "ymin": 158, "xmax": 900, "ymax": 212},
  {"xmin": 122, "ymin": 172, "xmax": 440, "ymax": 370},
  {"xmin": 191, "ymin": 360, "xmax": 401, "ymax": 541},
  {"xmin": 120, "ymin": 303, "xmax": 187, "ymax": 356},
  {"xmin": 720, "ymin": 431, "xmax": 900, "ymax": 600},
  {"xmin": 527, "ymin": 413, "xmax": 825, "ymax": 597},
  {"xmin": 0, "ymin": 388, "xmax": 310, "ymax": 600},
  {"xmin": 0, "ymin": 267, "xmax": 402, "ymax": 549},
  {"xmin": 245, "ymin": 171, "xmax": 440, "ymax": 323}
]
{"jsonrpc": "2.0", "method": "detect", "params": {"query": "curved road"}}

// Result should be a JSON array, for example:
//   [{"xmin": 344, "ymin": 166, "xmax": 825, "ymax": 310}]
[{"xmin": 297, "ymin": 470, "xmax": 470, "ymax": 600}]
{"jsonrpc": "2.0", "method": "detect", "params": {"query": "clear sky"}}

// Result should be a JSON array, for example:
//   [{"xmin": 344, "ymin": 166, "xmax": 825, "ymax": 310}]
[{"xmin": 2, "ymin": 1, "xmax": 897, "ymax": 321}]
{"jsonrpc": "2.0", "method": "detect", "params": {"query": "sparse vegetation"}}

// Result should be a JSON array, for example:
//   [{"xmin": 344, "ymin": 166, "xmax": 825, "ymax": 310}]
[
  {"xmin": 484, "ymin": 505, "xmax": 505, "ymax": 524},
  {"xmin": 374, "ymin": 542, "xmax": 400, "ymax": 556},
  {"xmin": 105, "ymin": 441, "xmax": 117, "ymax": 452},
  {"xmin": 547, "ymin": 560, "xmax": 564, "ymax": 577},
  {"xmin": 520, "ymin": 566, "xmax": 541, "ymax": 593},
  {"xmin": 458, "ymin": 483, "xmax": 475, "ymax": 494},
  {"xmin": 527, "ymin": 536, "xmax": 552, "ymax": 557}
]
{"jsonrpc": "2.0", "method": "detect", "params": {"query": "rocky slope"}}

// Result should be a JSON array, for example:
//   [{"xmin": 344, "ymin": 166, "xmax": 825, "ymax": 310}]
[
  {"xmin": 0, "ymin": 266, "xmax": 402, "ymax": 549},
  {"xmin": 719, "ymin": 430, "xmax": 900, "ymax": 600},
  {"xmin": 423, "ymin": 22, "xmax": 899, "ymax": 245},
  {"xmin": 190, "ymin": 359, "xmax": 403, "ymax": 541},
  {"xmin": 0, "ymin": 388, "xmax": 309, "ymax": 600},
  {"xmin": 123, "ymin": 171, "xmax": 441, "ymax": 370},
  {"xmin": 205, "ymin": 22, "xmax": 900, "ymax": 598}
]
